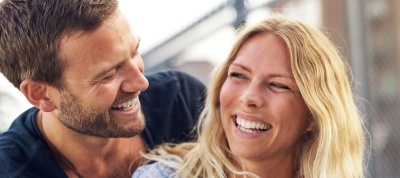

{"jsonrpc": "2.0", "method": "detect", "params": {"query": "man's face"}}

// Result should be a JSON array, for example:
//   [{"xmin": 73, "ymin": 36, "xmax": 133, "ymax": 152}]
[{"xmin": 52, "ymin": 11, "xmax": 149, "ymax": 138}]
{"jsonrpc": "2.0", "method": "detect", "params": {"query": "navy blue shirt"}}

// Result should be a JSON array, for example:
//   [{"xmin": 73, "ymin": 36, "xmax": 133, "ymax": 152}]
[{"xmin": 0, "ymin": 70, "xmax": 206, "ymax": 178}]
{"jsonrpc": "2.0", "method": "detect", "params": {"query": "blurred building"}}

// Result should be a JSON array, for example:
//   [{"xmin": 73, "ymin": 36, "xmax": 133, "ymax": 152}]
[
  {"xmin": 323, "ymin": 0, "xmax": 400, "ymax": 177},
  {"xmin": 363, "ymin": 0, "xmax": 400, "ymax": 177}
]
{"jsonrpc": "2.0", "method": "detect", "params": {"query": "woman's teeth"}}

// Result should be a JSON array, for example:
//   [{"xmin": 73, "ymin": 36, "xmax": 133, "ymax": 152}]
[{"xmin": 236, "ymin": 117, "xmax": 271, "ymax": 133}]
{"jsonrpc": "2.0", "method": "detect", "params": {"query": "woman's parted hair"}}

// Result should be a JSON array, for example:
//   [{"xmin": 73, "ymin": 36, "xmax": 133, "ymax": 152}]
[{"xmin": 0, "ymin": 0, "xmax": 118, "ymax": 89}]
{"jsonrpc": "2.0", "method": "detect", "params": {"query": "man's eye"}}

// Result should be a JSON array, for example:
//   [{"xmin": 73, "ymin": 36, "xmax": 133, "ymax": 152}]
[{"xmin": 103, "ymin": 73, "xmax": 116, "ymax": 81}]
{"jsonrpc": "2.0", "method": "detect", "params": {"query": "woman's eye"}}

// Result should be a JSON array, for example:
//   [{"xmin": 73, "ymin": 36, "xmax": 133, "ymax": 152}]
[
  {"xmin": 269, "ymin": 82, "xmax": 290, "ymax": 90},
  {"xmin": 229, "ymin": 72, "xmax": 245, "ymax": 78}
]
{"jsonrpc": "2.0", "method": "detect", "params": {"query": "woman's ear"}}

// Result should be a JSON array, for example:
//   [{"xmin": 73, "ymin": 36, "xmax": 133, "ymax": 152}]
[
  {"xmin": 20, "ymin": 80, "xmax": 56, "ymax": 112},
  {"xmin": 305, "ymin": 115, "xmax": 316, "ymax": 132}
]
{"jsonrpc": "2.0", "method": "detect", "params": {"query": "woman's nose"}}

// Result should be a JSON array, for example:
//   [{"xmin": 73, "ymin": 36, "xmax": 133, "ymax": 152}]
[{"xmin": 239, "ymin": 83, "xmax": 264, "ymax": 109}]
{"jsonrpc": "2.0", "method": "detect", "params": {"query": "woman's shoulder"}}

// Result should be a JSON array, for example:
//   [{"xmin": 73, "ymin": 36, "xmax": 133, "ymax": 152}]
[{"xmin": 132, "ymin": 161, "xmax": 177, "ymax": 178}]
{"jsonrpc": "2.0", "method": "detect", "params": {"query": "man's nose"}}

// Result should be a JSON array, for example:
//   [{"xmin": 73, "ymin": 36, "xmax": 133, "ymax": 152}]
[{"xmin": 120, "ymin": 59, "xmax": 149, "ymax": 92}]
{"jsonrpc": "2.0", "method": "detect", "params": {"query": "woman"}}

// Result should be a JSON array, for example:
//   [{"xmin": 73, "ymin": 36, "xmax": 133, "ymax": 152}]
[{"xmin": 133, "ymin": 16, "xmax": 366, "ymax": 178}]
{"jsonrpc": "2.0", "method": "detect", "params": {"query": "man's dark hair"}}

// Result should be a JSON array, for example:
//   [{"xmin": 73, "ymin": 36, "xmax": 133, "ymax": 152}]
[{"xmin": 0, "ymin": 0, "xmax": 118, "ymax": 89}]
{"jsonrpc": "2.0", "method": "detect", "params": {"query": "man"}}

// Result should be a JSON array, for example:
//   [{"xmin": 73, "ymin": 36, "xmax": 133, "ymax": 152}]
[{"xmin": 0, "ymin": 0, "xmax": 205, "ymax": 177}]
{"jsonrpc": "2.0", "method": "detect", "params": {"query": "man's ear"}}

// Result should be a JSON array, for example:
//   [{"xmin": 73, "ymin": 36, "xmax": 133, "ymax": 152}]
[{"xmin": 20, "ymin": 80, "xmax": 56, "ymax": 112}]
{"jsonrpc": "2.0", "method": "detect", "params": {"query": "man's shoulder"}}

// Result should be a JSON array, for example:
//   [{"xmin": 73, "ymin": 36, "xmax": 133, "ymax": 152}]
[
  {"xmin": 0, "ymin": 108, "xmax": 38, "ymax": 177},
  {"xmin": 0, "ymin": 108, "xmax": 64, "ymax": 177},
  {"xmin": 140, "ymin": 70, "xmax": 206, "ymax": 119},
  {"xmin": 140, "ymin": 70, "xmax": 206, "ymax": 148},
  {"xmin": 144, "ymin": 70, "xmax": 205, "ymax": 91},
  {"xmin": 0, "ymin": 107, "xmax": 38, "ymax": 148},
  {"xmin": 0, "ymin": 107, "xmax": 39, "ymax": 143},
  {"xmin": 141, "ymin": 70, "xmax": 206, "ymax": 106}
]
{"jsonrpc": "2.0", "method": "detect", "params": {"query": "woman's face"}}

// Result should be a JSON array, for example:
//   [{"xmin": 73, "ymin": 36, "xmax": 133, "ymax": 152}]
[{"xmin": 220, "ymin": 33, "xmax": 312, "ymax": 166}]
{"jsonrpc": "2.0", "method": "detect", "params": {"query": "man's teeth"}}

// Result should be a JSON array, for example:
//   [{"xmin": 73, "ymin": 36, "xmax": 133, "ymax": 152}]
[
  {"xmin": 236, "ymin": 117, "xmax": 271, "ymax": 132},
  {"xmin": 112, "ymin": 97, "xmax": 138, "ymax": 110}
]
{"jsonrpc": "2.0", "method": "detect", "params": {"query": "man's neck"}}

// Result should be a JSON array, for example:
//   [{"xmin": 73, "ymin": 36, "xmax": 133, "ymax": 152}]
[{"xmin": 36, "ymin": 111, "xmax": 146, "ymax": 178}]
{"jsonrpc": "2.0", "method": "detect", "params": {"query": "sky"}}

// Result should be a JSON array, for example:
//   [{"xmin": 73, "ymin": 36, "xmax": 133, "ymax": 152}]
[{"xmin": 118, "ymin": 0, "xmax": 227, "ymax": 54}]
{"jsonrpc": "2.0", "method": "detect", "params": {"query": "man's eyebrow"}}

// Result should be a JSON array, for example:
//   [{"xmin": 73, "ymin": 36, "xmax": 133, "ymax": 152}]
[
  {"xmin": 132, "ymin": 36, "xmax": 140, "ymax": 55},
  {"xmin": 135, "ymin": 37, "xmax": 141, "ymax": 52},
  {"xmin": 92, "ymin": 60, "xmax": 124, "ymax": 80}
]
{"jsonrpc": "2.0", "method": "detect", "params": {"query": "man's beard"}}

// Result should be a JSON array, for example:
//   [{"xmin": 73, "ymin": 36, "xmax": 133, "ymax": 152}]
[{"xmin": 57, "ymin": 90, "xmax": 145, "ymax": 138}]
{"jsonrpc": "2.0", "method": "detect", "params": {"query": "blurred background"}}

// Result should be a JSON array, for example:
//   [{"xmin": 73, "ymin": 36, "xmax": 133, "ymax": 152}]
[{"xmin": 0, "ymin": 0, "xmax": 399, "ymax": 177}]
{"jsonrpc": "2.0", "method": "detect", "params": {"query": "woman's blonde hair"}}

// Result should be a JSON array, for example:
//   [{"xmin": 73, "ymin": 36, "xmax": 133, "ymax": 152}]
[{"xmin": 141, "ymin": 16, "xmax": 366, "ymax": 178}]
